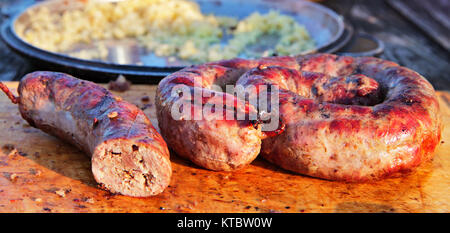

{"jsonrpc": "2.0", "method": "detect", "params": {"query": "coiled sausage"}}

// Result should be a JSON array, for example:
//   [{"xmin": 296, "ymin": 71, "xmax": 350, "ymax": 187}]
[{"xmin": 156, "ymin": 54, "xmax": 442, "ymax": 181}]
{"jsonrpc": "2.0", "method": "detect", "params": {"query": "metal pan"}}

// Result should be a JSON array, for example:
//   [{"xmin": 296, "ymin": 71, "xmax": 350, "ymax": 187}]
[{"xmin": 1, "ymin": 0, "xmax": 346, "ymax": 83}]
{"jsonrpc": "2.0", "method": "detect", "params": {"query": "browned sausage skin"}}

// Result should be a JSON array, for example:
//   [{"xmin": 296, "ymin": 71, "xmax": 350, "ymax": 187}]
[
  {"xmin": 2, "ymin": 71, "xmax": 172, "ymax": 196},
  {"xmin": 156, "ymin": 53, "xmax": 442, "ymax": 182},
  {"xmin": 155, "ymin": 57, "xmax": 295, "ymax": 171}
]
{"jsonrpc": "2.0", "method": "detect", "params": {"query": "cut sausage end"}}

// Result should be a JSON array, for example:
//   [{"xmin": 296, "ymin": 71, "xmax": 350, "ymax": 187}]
[{"xmin": 91, "ymin": 139, "xmax": 172, "ymax": 197}]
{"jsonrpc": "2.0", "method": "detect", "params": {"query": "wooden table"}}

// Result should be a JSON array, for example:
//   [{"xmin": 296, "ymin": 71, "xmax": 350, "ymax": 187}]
[
  {"xmin": 0, "ymin": 82, "xmax": 449, "ymax": 213},
  {"xmin": 0, "ymin": 0, "xmax": 449, "ymax": 90}
]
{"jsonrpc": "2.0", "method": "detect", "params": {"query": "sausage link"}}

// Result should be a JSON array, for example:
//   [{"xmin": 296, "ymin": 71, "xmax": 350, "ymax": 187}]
[
  {"xmin": 156, "ymin": 54, "xmax": 442, "ymax": 182},
  {"xmin": 3, "ymin": 71, "xmax": 172, "ymax": 197}
]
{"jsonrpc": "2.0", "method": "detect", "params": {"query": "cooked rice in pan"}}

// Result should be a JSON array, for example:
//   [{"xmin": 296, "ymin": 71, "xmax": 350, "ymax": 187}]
[{"xmin": 17, "ymin": 0, "xmax": 315, "ymax": 63}]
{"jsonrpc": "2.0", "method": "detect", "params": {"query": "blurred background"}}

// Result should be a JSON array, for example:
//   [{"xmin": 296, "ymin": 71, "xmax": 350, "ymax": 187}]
[{"xmin": 0, "ymin": 0, "xmax": 449, "ymax": 90}]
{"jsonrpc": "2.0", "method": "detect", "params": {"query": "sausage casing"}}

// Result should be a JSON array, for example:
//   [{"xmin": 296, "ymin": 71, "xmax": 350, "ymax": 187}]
[{"xmin": 17, "ymin": 72, "xmax": 172, "ymax": 196}]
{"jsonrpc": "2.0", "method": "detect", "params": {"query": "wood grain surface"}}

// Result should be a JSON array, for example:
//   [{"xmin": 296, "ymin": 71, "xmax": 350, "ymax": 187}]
[
  {"xmin": 386, "ymin": 0, "xmax": 450, "ymax": 52},
  {"xmin": 325, "ymin": 0, "xmax": 450, "ymax": 90},
  {"xmin": 0, "ymin": 82, "xmax": 448, "ymax": 213},
  {"xmin": 1, "ymin": 0, "xmax": 449, "ymax": 91}
]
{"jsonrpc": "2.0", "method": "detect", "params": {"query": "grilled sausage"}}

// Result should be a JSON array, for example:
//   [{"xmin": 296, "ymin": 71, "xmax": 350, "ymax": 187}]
[
  {"xmin": 0, "ymin": 71, "xmax": 172, "ymax": 196},
  {"xmin": 155, "ymin": 57, "xmax": 294, "ymax": 171},
  {"xmin": 156, "ymin": 54, "xmax": 442, "ymax": 181}
]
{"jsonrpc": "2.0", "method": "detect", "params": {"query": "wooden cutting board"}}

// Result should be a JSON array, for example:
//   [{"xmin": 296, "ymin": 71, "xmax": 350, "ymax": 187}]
[{"xmin": 0, "ymin": 82, "xmax": 448, "ymax": 213}]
